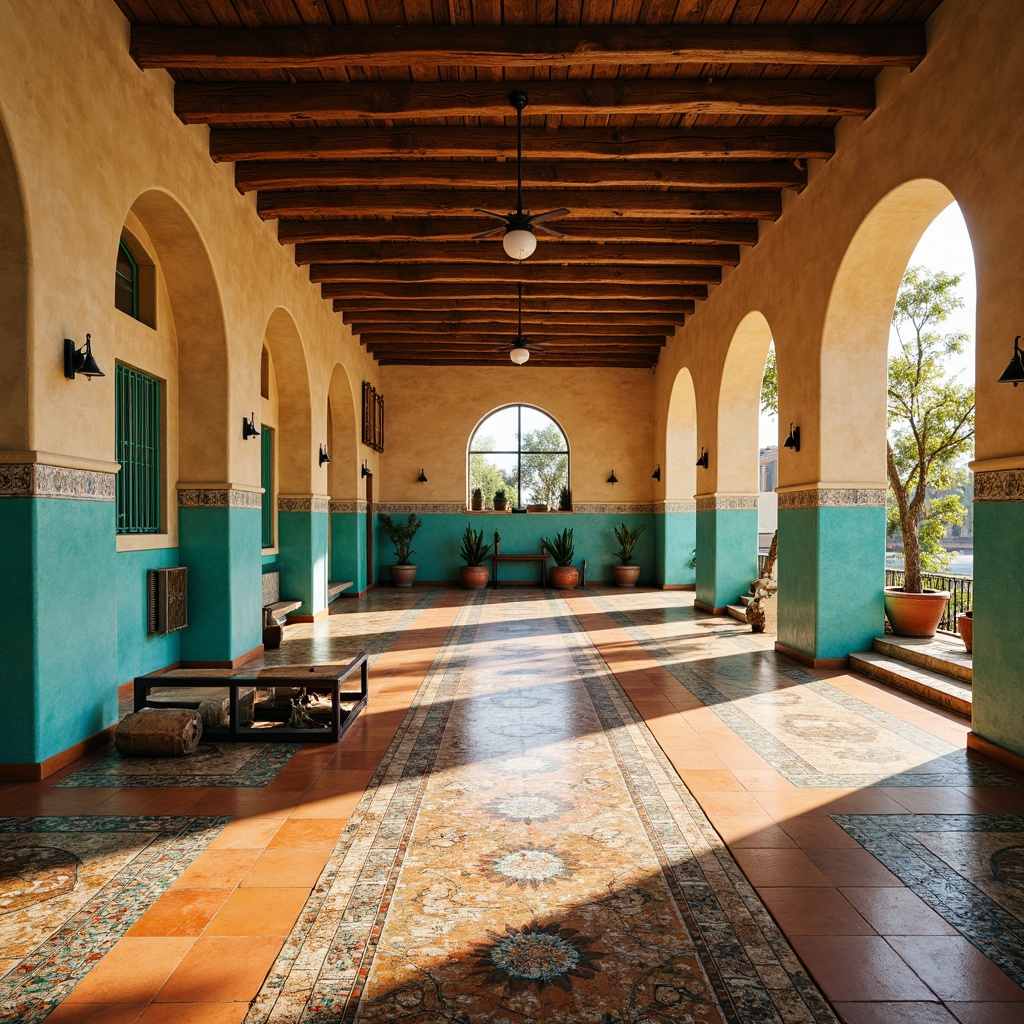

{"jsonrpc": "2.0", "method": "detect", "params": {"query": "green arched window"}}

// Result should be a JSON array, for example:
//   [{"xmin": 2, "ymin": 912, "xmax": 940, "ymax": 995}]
[
  {"xmin": 115, "ymin": 238, "xmax": 139, "ymax": 320},
  {"xmin": 469, "ymin": 405, "xmax": 569, "ymax": 509}
]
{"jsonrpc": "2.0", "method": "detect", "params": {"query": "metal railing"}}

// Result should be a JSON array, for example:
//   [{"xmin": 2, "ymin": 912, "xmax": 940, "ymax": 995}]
[
  {"xmin": 758, "ymin": 553, "xmax": 770, "ymax": 578},
  {"xmin": 885, "ymin": 569, "xmax": 973, "ymax": 634}
]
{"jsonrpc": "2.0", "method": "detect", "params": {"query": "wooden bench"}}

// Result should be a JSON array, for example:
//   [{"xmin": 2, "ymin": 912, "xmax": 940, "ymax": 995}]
[
  {"xmin": 134, "ymin": 653, "xmax": 369, "ymax": 743},
  {"xmin": 491, "ymin": 535, "xmax": 551, "ymax": 589},
  {"xmin": 262, "ymin": 571, "xmax": 301, "ymax": 649}
]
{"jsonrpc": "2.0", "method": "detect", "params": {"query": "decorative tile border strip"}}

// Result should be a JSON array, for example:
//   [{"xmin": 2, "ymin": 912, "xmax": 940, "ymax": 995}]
[
  {"xmin": 177, "ymin": 487, "xmax": 262, "ymax": 510},
  {"xmin": 777, "ymin": 487, "xmax": 886, "ymax": 510},
  {"xmin": 377, "ymin": 502, "xmax": 470, "ymax": 514},
  {"xmin": 0, "ymin": 463, "xmax": 115, "ymax": 501},
  {"xmin": 654, "ymin": 500, "xmax": 697, "ymax": 514},
  {"xmin": 279, "ymin": 497, "xmax": 329, "ymax": 513},
  {"xmin": 329, "ymin": 500, "xmax": 368, "ymax": 514},
  {"xmin": 572, "ymin": 502, "xmax": 656, "ymax": 514},
  {"xmin": 695, "ymin": 494, "xmax": 759, "ymax": 512},
  {"xmin": 975, "ymin": 469, "xmax": 1024, "ymax": 503}
]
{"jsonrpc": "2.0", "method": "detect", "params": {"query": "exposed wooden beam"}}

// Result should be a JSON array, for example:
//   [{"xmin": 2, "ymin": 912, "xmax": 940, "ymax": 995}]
[
  {"xmin": 296, "ymin": 242, "xmax": 739, "ymax": 267},
  {"xmin": 259, "ymin": 190, "xmax": 780, "ymax": 220},
  {"xmin": 176, "ymin": 80, "xmax": 874, "ymax": 125},
  {"xmin": 279, "ymin": 218, "xmax": 759, "ymax": 246},
  {"xmin": 236, "ymin": 159, "xmax": 805, "ymax": 193},
  {"xmin": 337, "ymin": 299, "xmax": 694, "ymax": 317},
  {"xmin": 342, "ymin": 307, "xmax": 689, "ymax": 324},
  {"xmin": 310, "ymin": 264, "xmax": 720, "ymax": 285},
  {"xmin": 211, "ymin": 125, "xmax": 834, "ymax": 163},
  {"xmin": 378, "ymin": 357, "xmax": 657, "ymax": 366},
  {"xmin": 322, "ymin": 283, "xmax": 709, "ymax": 301},
  {"xmin": 132, "ymin": 24, "xmax": 925, "ymax": 71},
  {"xmin": 353, "ymin": 322, "xmax": 669, "ymax": 336},
  {"xmin": 364, "ymin": 332, "xmax": 666, "ymax": 344}
]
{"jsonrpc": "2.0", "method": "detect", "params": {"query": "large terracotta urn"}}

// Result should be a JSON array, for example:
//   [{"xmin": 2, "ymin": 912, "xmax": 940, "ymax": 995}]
[
  {"xmin": 549, "ymin": 565, "xmax": 579, "ymax": 589},
  {"xmin": 389, "ymin": 564, "xmax": 418, "ymax": 588},
  {"xmin": 883, "ymin": 587, "xmax": 950, "ymax": 638},
  {"xmin": 957, "ymin": 610, "xmax": 973, "ymax": 652},
  {"xmin": 611, "ymin": 565, "xmax": 641, "ymax": 587},
  {"xmin": 459, "ymin": 565, "xmax": 490, "ymax": 589}
]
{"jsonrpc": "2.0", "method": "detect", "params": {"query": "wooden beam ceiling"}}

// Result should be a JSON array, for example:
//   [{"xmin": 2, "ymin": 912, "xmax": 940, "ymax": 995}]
[{"xmin": 114, "ymin": 1, "xmax": 933, "ymax": 367}]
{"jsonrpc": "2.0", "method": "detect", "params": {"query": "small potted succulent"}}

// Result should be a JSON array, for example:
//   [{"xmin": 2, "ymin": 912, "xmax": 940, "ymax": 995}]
[
  {"xmin": 470, "ymin": 488, "xmax": 483, "ymax": 511},
  {"xmin": 378, "ymin": 512, "xmax": 422, "ymax": 587},
  {"xmin": 493, "ymin": 488, "xmax": 508, "ymax": 512},
  {"xmin": 459, "ymin": 526, "xmax": 492, "ymax": 589},
  {"xmin": 611, "ymin": 521, "xmax": 645, "ymax": 587},
  {"xmin": 542, "ymin": 527, "xmax": 578, "ymax": 588}
]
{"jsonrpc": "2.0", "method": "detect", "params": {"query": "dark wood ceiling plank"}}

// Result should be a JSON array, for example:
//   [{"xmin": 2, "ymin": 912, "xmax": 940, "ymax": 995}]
[
  {"xmin": 352, "ymin": 320, "xmax": 670, "ymax": 335},
  {"xmin": 322, "ymin": 282, "xmax": 709, "ymax": 300},
  {"xmin": 258, "ymin": 188, "xmax": 780, "ymax": 218},
  {"xmin": 176, "ymin": 78, "xmax": 874, "ymax": 123},
  {"xmin": 278, "ymin": 217, "xmax": 759, "ymax": 245},
  {"xmin": 295, "ymin": 241, "xmax": 740, "ymax": 266},
  {"xmin": 132, "ymin": 24, "xmax": 924, "ymax": 69},
  {"xmin": 210, "ymin": 124, "xmax": 834, "ymax": 161},
  {"xmin": 340, "ymin": 303, "xmax": 692, "ymax": 320},
  {"xmin": 310, "ymin": 263, "xmax": 721, "ymax": 283}
]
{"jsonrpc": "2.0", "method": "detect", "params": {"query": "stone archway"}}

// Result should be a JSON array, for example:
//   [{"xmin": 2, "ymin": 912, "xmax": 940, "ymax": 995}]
[
  {"xmin": 659, "ymin": 368, "xmax": 698, "ymax": 587},
  {"xmin": 327, "ymin": 362, "xmax": 367, "ymax": 591}
]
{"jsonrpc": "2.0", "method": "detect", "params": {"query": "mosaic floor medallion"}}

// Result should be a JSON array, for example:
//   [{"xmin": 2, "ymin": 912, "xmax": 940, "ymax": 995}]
[
  {"xmin": 0, "ymin": 814, "xmax": 228, "ymax": 1021},
  {"xmin": 245, "ymin": 591, "xmax": 837, "ymax": 1024},
  {"xmin": 602, "ymin": 597, "xmax": 1011, "ymax": 788},
  {"xmin": 835, "ymin": 813, "xmax": 1024, "ymax": 986}
]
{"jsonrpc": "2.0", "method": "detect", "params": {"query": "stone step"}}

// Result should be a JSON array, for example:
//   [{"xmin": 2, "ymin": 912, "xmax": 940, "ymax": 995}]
[
  {"xmin": 849, "ymin": 650, "xmax": 971, "ymax": 719},
  {"xmin": 872, "ymin": 634, "xmax": 972, "ymax": 684},
  {"xmin": 725, "ymin": 602, "xmax": 749, "ymax": 623}
]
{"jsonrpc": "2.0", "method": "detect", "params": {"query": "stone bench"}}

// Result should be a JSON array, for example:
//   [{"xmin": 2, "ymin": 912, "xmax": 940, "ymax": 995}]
[
  {"xmin": 328, "ymin": 580, "xmax": 354, "ymax": 602},
  {"xmin": 262, "ymin": 571, "xmax": 301, "ymax": 649}
]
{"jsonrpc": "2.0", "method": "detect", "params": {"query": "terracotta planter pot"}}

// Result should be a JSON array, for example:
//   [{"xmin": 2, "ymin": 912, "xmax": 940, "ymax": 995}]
[
  {"xmin": 389, "ymin": 564, "xmax": 418, "ymax": 588},
  {"xmin": 493, "ymin": 498, "xmax": 507, "ymax": 511},
  {"xmin": 957, "ymin": 610, "xmax": 973, "ymax": 652},
  {"xmin": 611, "ymin": 564, "xmax": 641, "ymax": 587},
  {"xmin": 883, "ymin": 586, "xmax": 950, "ymax": 638},
  {"xmin": 549, "ymin": 565, "xmax": 579, "ymax": 589},
  {"xmin": 459, "ymin": 565, "xmax": 490, "ymax": 589}
]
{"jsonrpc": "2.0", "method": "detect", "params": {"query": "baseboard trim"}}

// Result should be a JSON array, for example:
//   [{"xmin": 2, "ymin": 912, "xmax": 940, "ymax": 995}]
[
  {"xmin": 660, "ymin": 583, "xmax": 696, "ymax": 591},
  {"xmin": 287, "ymin": 607, "xmax": 330, "ymax": 623},
  {"xmin": 693, "ymin": 599, "xmax": 728, "ymax": 615},
  {"xmin": 181, "ymin": 644, "xmax": 264, "ymax": 670},
  {"xmin": 967, "ymin": 732, "xmax": 1024, "ymax": 777},
  {"xmin": 0, "ymin": 725, "xmax": 117, "ymax": 782},
  {"xmin": 774, "ymin": 642, "xmax": 849, "ymax": 669}
]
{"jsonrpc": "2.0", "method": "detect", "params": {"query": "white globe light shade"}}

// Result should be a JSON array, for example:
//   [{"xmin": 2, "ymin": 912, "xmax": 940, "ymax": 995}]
[
  {"xmin": 509, "ymin": 345, "xmax": 530, "ymax": 365},
  {"xmin": 503, "ymin": 228, "xmax": 537, "ymax": 260}
]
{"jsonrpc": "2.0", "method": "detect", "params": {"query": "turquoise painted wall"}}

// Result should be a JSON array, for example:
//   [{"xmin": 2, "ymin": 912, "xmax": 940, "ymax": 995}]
[
  {"xmin": 178, "ymin": 506, "xmax": 262, "ymax": 663},
  {"xmin": 279, "ymin": 510, "xmax": 329, "ymax": 616},
  {"xmin": 971, "ymin": 501, "xmax": 1024, "ymax": 756},
  {"xmin": 116, "ymin": 546, "xmax": 181, "ymax": 684},
  {"xmin": 330, "ymin": 511, "xmax": 367, "ymax": 592},
  {"xmin": 0, "ymin": 497, "xmax": 118, "ymax": 765},
  {"xmin": 375, "ymin": 512, "xmax": 655, "ymax": 585},
  {"xmin": 695, "ymin": 508, "xmax": 758, "ymax": 610},
  {"xmin": 656, "ymin": 512, "xmax": 696, "ymax": 587},
  {"xmin": 777, "ymin": 505, "xmax": 885, "ymax": 661}
]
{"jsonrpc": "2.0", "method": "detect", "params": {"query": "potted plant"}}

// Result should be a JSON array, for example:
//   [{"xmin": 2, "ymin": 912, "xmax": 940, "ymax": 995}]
[
  {"xmin": 459, "ymin": 526, "xmax": 492, "ymax": 589},
  {"xmin": 883, "ymin": 268, "xmax": 973, "ymax": 637},
  {"xmin": 957, "ymin": 609, "xmax": 973, "ymax": 652},
  {"xmin": 611, "ymin": 521, "xmax": 645, "ymax": 587},
  {"xmin": 558, "ymin": 486, "xmax": 572, "ymax": 512},
  {"xmin": 542, "ymin": 527, "xmax": 578, "ymax": 588},
  {"xmin": 470, "ymin": 488, "xmax": 483, "ymax": 511},
  {"xmin": 493, "ymin": 488, "xmax": 508, "ymax": 512},
  {"xmin": 378, "ymin": 512, "xmax": 422, "ymax": 587}
]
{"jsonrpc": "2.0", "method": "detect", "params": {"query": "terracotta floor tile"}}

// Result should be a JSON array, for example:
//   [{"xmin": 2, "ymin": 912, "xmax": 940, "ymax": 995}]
[
  {"xmin": 45, "ymin": 1003, "xmax": 148, "ymax": 1024},
  {"xmin": 947, "ymin": 1002, "xmax": 1024, "ymax": 1023},
  {"xmin": 840, "ymin": 887, "xmax": 958, "ymax": 936},
  {"xmin": 204, "ymin": 816, "xmax": 283, "ymax": 850},
  {"xmin": 306, "ymin": 768, "xmax": 375, "ymax": 793},
  {"xmin": 805, "ymin": 847, "xmax": 903, "ymax": 887},
  {"xmin": 169, "ymin": 849, "xmax": 262, "ymax": 889},
  {"xmin": 832, "ymin": 1001, "xmax": 959, "ymax": 1023},
  {"xmin": 888, "ymin": 936, "xmax": 1024, "ymax": 1001},
  {"xmin": 780, "ymin": 816, "xmax": 865, "ymax": 849},
  {"xmin": 65, "ymin": 938, "xmax": 194, "ymax": 1003},
  {"xmin": 136, "ymin": 1005, "xmax": 249, "ymax": 1024},
  {"xmin": 128, "ymin": 888, "xmax": 233, "ymax": 937},
  {"xmin": 707, "ymin": 813, "xmax": 781, "ymax": 844},
  {"xmin": 789, "ymin": 935, "xmax": 933, "ymax": 1002},
  {"xmin": 678, "ymin": 769, "xmax": 746, "ymax": 794},
  {"xmin": 732, "ymin": 768, "xmax": 795, "ymax": 792},
  {"xmin": 289, "ymin": 789, "xmax": 362, "ymax": 818},
  {"xmin": 726, "ymin": 823, "xmax": 799, "ymax": 849},
  {"xmin": 758, "ymin": 886, "xmax": 875, "ymax": 936},
  {"xmin": 732, "ymin": 847, "xmax": 833, "ymax": 887},
  {"xmin": 204, "ymin": 887, "xmax": 309, "ymax": 936},
  {"xmin": 267, "ymin": 817, "xmax": 346, "ymax": 849},
  {"xmin": 240, "ymin": 848, "xmax": 329, "ymax": 888},
  {"xmin": 155, "ymin": 936, "xmax": 283, "ymax": 1003}
]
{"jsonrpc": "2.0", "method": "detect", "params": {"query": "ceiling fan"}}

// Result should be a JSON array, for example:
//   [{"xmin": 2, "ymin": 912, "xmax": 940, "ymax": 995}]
[
  {"xmin": 509, "ymin": 282, "xmax": 531, "ymax": 365},
  {"xmin": 473, "ymin": 92, "xmax": 570, "ymax": 260}
]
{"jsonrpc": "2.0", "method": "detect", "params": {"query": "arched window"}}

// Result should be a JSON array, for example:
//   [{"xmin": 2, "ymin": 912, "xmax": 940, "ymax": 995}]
[
  {"xmin": 469, "ymin": 405, "xmax": 569, "ymax": 509},
  {"xmin": 115, "ymin": 237, "xmax": 139, "ymax": 320}
]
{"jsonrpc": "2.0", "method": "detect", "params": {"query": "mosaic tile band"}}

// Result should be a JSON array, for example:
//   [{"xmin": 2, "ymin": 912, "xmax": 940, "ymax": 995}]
[
  {"xmin": 695, "ymin": 495, "xmax": 760, "ymax": 512},
  {"xmin": 279, "ymin": 496, "xmax": 330, "ymax": 513},
  {"xmin": 329, "ymin": 500, "xmax": 368, "ymax": 514},
  {"xmin": 974, "ymin": 469, "xmax": 1024, "ymax": 503},
  {"xmin": 177, "ymin": 487, "xmax": 262, "ymax": 509},
  {"xmin": 777, "ymin": 487, "xmax": 886, "ymax": 509},
  {"xmin": 0, "ymin": 463, "xmax": 115, "ymax": 501}
]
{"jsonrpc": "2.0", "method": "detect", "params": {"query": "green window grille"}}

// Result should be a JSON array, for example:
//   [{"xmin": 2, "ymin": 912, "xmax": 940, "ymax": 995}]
[
  {"xmin": 115, "ymin": 238, "xmax": 139, "ymax": 320},
  {"xmin": 115, "ymin": 364, "xmax": 161, "ymax": 534},
  {"xmin": 261, "ymin": 426, "xmax": 275, "ymax": 548}
]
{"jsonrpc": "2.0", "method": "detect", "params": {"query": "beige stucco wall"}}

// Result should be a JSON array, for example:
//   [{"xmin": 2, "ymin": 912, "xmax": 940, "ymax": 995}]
[{"xmin": 379, "ymin": 366, "xmax": 655, "ymax": 504}]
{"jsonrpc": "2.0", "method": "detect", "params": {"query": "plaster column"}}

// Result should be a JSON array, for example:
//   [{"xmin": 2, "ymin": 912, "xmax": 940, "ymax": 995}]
[
  {"xmin": 774, "ymin": 485, "xmax": 886, "ymax": 665},
  {"xmin": 330, "ymin": 499, "xmax": 369, "ymax": 594},
  {"xmin": 694, "ymin": 493, "xmax": 759, "ymax": 613},
  {"xmin": 278, "ymin": 495, "xmax": 330, "ymax": 619},
  {"xmin": 655, "ymin": 500, "xmax": 697, "ymax": 588}
]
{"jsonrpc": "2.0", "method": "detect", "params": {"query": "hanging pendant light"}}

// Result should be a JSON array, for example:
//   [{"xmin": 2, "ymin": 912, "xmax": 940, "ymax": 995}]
[{"xmin": 509, "ymin": 282, "xmax": 530, "ymax": 365}]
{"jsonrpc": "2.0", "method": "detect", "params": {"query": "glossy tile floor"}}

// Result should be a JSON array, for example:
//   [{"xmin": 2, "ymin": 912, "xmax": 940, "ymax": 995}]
[{"xmin": 2, "ymin": 587, "xmax": 1022, "ymax": 1023}]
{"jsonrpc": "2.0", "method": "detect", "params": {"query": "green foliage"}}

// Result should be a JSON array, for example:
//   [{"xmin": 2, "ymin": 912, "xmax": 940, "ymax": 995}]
[
  {"xmin": 378, "ymin": 512, "xmax": 422, "ymax": 565},
  {"xmin": 689, "ymin": 548, "xmax": 697, "ymax": 569},
  {"xmin": 760, "ymin": 343, "xmax": 778, "ymax": 418},
  {"xmin": 887, "ymin": 266, "xmax": 975, "ymax": 592},
  {"xmin": 459, "ymin": 526, "xmax": 492, "ymax": 566},
  {"xmin": 558, "ymin": 485, "xmax": 572, "ymax": 511},
  {"xmin": 612, "ymin": 521, "xmax": 645, "ymax": 565},
  {"xmin": 520, "ymin": 423, "xmax": 569, "ymax": 507},
  {"xmin": 493, "ymin": 488, "xmax": 507, "ymax": 503},
  {"xmin": 542, "ymin": 527, "xmax": 575, "ymax": 567}
]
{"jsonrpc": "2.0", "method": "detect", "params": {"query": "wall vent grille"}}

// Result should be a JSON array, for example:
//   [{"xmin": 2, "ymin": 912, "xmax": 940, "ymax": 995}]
[{"xmin": 147, "ymin": 567, "xmax": 188, "ymax": 634}]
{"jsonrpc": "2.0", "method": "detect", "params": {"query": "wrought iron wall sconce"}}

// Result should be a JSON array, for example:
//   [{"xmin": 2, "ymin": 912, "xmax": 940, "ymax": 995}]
[
  {"xmin": 783, "ymin": 424, "xmax": 801, "ymax": 452},
  {"xmin": 361, "ymin": 461, "xmax": 370, "ymax": 477},
  {"xmin": 417, "ymin": 469, "xmax": 428, "ymax": 483},
  {"xmin": 64, "ymin": 334, "xmax": 105, "ymax": 380},
  {"xmin": 242, "ymin": 412, "xmax": 260, "ymax": 439},
  {"xmin": 696, "ymin": 448, "xmax": 709, "ymax": 469},
  {"xmin": 998, "ymin": 335, "xmax": 1024, "ymax": 386},
  {"xmin": 319, "ymin": 444, "xmax": 331, "ymax": 466},
  {"xmin": 652, "ymin": 465, "xmax": 661, "ymax": 481},
  {"xmin": 607, "ymin": 470, "xmax": 618, "ymax": 484}
]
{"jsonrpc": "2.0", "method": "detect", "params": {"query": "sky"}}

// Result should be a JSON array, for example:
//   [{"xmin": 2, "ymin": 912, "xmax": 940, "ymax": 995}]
[{"xmin": 759, "ymin": 202, "xmax": 977, "ymax": 446}]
